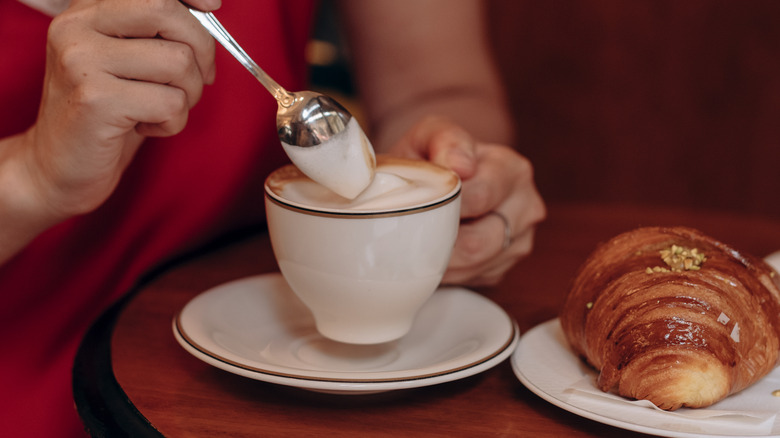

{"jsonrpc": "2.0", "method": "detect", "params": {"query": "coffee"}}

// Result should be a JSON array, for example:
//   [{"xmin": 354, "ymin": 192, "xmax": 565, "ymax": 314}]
[{"xmin": 266, "ymin": 156, "xmax": 460, "ymax": 213}]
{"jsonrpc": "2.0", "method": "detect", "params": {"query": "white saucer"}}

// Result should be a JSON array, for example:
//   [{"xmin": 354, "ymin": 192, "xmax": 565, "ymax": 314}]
[
  {"xmin": 512, "ymin": 319, "xmax": 780, "ymax": 437},
  {"xmin": 173, "ymin": 273, "xmax": 518, "ymax": 394}
]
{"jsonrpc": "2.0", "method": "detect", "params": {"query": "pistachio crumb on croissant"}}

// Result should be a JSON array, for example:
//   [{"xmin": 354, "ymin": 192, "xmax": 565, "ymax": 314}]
[{"xmin": 560, "ymin": 226, "xmax": 780, "ymax": 410}]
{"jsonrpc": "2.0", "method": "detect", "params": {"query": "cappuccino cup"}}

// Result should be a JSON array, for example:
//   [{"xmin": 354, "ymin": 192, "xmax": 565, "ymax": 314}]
[{"xmin": 264, "ymin": 156, "xmax": 461, "ymax": 344}]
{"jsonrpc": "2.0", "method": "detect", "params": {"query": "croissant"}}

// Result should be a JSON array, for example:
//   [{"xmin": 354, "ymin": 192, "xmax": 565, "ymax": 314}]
[{"xmin": 560, "ymin": 226, "xmax": 780, "ymax": 410}]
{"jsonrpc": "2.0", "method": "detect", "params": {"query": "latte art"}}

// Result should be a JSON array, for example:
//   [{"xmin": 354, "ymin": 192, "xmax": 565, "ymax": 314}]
[{"xmin": 266, "ymin": 157, "xmax": 460, "ymax": 213}]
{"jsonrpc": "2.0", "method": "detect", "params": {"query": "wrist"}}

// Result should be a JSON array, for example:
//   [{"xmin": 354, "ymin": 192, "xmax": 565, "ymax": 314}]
[
  {"xmin": 15, "ymin": 126, "xmax": 117, "ymax": 219},
  {"xmin": 0, "ymin": 132, "xmax": 71, "ymax": 262},
  {"xmin": 370, "ymin": 91, "xmax": 515, "ymax": 153}
]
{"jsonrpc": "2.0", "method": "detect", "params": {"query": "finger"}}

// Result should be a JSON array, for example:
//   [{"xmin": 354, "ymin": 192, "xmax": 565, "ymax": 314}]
[
  {"xmin": 443, "ymin": 248, "xmax": 517, "ymax": 286},
  {"xmin": 443, "ymin": 257, "xmax": 514, "ymax": 286},
  {"xmin": 442, "ymin": 144, "xmax": 546, "ymax": 285},
  {"xmin": 87, "ymin": 0, "xmax": 217, "ymax": 84},
  {"xmin": 459, "ymin": 144, "xmax": 544, "ymax": 224},
  {"xmin": 447, "ymin": 213, "xmax": 508, "ymax": 270},
  {"xmin": 443, "ymin": 226, "xmax": 537, "ymax": 286},
  {"xmin": 73, "ymin": 75, "xmax": 190, "ymax": 138},
  {"xmin": 103, "ymin": 37, "xmax": 207, "ymax": 108},
  {"xmin": 129, "ymin": 82, "xmax": 191, "ymax": 137},
  {"xmin": 446, "ymin": 211, "xmax": 531, "ymax": 275},
  {"xmin": 396, "ymin": 116, "xmax": 478, "ymax": 179},
  {"xmin": 457, "ymin": 147, "xmax": 514, "ymax": 219},
  {"xmin": 184, "ymin": 0, "xmax": 223, "ymax": 11},
  {"xmin": 425, "ymin": 128, "xmax": 478, "ymax": 180}
]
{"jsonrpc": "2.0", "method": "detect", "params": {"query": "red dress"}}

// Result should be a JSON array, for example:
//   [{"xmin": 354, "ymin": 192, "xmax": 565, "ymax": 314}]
[{"xmin": 0, "ymin": 1, "xmax": 315, "ymax": 436}]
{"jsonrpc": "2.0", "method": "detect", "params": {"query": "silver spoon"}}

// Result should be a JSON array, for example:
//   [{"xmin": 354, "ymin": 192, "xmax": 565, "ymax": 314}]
[
  {"xmin": 188, "ymin": 9, "xmax": 352, "ymax": 148},
  {"xmin": 189, "ymin": 8, "xmax": 377, "ymax": 199}
]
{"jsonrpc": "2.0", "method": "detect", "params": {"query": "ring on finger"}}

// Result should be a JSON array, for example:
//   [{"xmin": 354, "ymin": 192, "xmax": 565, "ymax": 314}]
[{"xmin": 487, "ymin": 211, "xmax": 512, "ymax": 250}]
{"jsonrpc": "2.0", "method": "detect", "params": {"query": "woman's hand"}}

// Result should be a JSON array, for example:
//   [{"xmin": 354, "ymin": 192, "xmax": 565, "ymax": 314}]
[
  {"xmin": 387, "ymin": 117, "xmax": 547, "ymax": 286},
  {"xmin": 25, "ymin": 0, "xmax": 219, "ymax": 217},
  {"xmin": 0, "ymin": 0, "xmax": 220, "ymax": 264},
  {"xmin": 337, "ymin": 0, "xmax": 545, "ymax": 285}
]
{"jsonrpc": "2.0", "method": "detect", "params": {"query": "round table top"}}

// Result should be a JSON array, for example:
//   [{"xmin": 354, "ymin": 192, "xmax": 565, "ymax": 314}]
[{"xmin": 73, "ymin": 201, "xmax": 780, "ymax": 437}]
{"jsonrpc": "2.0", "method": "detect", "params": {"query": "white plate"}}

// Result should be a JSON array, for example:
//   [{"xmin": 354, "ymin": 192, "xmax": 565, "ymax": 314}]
[
  {"xmin": 174, "ymin": 273, "xmax": 518, "ymax": 394},
  {"xmin": 766, "ymin": 251, "xmax": 780, "ymax": 273},
  {"xmin": 512, "ymin": 319, "xmax": 780, "ymax": 437}
]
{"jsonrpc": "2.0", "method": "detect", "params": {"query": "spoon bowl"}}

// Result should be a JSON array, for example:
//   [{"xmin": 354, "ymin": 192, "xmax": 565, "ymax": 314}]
[
  {"xmin": 188, "ymin": 9, "xmax": 353, "ymax": 148},
  {"xmin": 276, "ymin": 91, "xmax": 352, "ymax": 147}
]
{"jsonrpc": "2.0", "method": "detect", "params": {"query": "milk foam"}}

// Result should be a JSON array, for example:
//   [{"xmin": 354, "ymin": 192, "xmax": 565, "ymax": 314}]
[
  {"xmin": 281, "ymin": 118, "xmax": 376, "ymax": 200},
  {"xmin": 267, "ymin": 157, "xmax": 460, "ymax": 212}
]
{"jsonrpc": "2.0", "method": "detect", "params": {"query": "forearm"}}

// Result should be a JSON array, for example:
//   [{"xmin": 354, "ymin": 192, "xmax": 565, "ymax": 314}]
[
  {"xmin": 0, "ymin": 132, "xmax": 64, "ymax": 265},
  {"xmin": 337, "ymin": 0, "xmax": 514, "ymax": 151},
  {"xmin": 366, "ymin": 89, "xmax": 514, "ymax": 153}
]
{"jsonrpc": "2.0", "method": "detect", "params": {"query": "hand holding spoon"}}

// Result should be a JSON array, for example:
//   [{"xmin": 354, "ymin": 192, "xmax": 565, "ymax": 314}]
[{"xmin": 188, "ymin": 8, "xmax": 375, "ymax": 199}]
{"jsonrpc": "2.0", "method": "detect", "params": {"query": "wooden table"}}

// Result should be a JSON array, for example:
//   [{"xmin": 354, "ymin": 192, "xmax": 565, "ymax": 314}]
[{"xmin": 73, "ymin": 202, "xmax": 780, "ymax": 437}]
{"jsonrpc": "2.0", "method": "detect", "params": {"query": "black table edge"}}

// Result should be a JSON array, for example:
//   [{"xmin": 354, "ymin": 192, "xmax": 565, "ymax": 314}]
[{"xmin": 72, "ymin": 226, "xmax": 265, "ymax": 437}]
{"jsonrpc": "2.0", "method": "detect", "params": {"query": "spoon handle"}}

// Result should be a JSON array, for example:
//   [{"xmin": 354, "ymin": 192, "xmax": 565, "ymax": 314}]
[{"xmin": 188, "ymin": 9, "xmax": 295, "ymax": 107}]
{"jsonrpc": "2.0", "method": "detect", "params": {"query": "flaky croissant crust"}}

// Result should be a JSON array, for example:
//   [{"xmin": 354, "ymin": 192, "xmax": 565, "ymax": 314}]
[{"xmin": 560, "ymin": 226, "xmax": 780, "ymax": 410}]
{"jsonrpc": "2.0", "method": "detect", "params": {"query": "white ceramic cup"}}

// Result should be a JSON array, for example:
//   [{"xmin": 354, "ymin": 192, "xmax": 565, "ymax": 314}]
[{"xmin": 264, "ymin": 156, "xmax": 461, "ymax": 344}]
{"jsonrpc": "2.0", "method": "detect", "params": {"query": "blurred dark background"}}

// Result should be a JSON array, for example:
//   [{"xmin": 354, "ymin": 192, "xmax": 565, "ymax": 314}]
[{"xmin": 309, "ymin": 0, "xmax": 780, "ymax": 220}]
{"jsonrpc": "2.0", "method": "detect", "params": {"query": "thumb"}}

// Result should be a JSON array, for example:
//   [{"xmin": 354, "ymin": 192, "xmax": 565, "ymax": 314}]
[
  {"xmin": 185, "ymin": 0, "xmax": 223, "ymax": 12},
  {"xmin": 415, "ymin": 118, "xmax": 478, "ymax": 180},
  {"xmin": 431, "ymin": 132, "xmax": 478, "ymax": 180}
]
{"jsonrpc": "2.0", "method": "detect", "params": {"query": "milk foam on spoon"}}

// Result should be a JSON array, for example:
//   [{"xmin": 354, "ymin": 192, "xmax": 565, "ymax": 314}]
[{"xmin": 281, "ymin": 118, "xmax": 376, "ymax": 199}]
